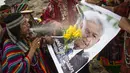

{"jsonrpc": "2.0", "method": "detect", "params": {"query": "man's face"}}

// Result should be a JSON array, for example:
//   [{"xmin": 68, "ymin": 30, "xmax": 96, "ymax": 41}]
[
  {"xmin": 0, "ymin": 9, "xmax": 11, "ymax": 19},
  {"xmin": 20, "ymin": 18, "xmax": 30, "ymax": 35},
  {"xmin": 74, "ymin": 20, "xmax": 103, "ymax": 49}
]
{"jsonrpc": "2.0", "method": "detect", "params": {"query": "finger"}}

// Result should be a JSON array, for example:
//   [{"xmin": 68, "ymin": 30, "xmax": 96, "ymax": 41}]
[
  {"xmin": 34, "ymin": 37, "xmax": 41, "ymax": 43},
  {"xmin": 35, "ymin": 40, "xmax": 40, "ymax": 48},
  {"xmin": 32, "ymin": 38, "xmax": 41, "ymax": 48}
]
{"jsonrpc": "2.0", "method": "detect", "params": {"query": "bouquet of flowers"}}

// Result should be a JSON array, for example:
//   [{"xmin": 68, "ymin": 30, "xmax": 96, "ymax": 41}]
[
  {"xmin": 63, "ymin": 25, "xmax": 82, "ymax": 53},
  {"xmin": 63, "ymin": 25, "xmax": 82, "ymax": 42}
]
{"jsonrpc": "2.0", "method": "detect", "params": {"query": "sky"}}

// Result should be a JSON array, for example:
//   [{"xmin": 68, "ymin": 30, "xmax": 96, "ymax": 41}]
[{"xmin": 0, "ymin": 0, "xmax": 5, "ymax": 6}]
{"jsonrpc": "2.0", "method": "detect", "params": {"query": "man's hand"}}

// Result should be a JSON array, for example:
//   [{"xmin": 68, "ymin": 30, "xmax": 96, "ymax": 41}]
[{"xmin": 119, "ymin": 17, "xmax": 130, "ymax": 34}]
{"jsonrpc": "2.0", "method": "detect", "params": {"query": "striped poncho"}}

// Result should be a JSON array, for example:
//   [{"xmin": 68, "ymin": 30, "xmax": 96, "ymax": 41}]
[{"xmin": 2, "ymin": 39, "xmax": 49, "ymax": 73}]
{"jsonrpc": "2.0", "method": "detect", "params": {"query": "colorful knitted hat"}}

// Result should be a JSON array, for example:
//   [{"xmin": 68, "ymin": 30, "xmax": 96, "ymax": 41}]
[{"xmin": 16, "ymin": 3, "xmax": 28, "ymax": 12}]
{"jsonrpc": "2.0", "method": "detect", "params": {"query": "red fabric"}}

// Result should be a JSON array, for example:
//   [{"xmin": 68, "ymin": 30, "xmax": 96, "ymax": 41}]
[
  {"xmin": 41, "ymin": 0, "xmax": 62, "ymax": 22},
  {"xmin": 100, "ymin": 57, "xmax": 110, "ymax": 66},
  {"xmin": 41, "ymin": 0, "xmax": 78, "ymax": 24},
  {"xmin": 114, "ymin": 1, "xmax": 130, "ymax": 18},
  {"xmin": 67, "ymin": 0, "xmax": 78, "ymax": 24},
  {"xmin": 120, "ymin": 38, "xmax": 130, "ymax": 73},
  {"xmin": 40, "ymin": 4, "xmax": 53, "ymax": 23}
]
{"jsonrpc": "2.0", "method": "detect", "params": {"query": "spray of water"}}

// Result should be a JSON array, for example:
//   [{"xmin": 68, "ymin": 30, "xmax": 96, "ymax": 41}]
[{"xmin": 29, "ymin": 23, "xmax": 64, "ymax": 38}]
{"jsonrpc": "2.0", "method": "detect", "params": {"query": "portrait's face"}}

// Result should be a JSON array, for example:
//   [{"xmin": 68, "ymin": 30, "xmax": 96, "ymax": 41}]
[
  {"xmin": 20, "ymin": 18, "xmax": 30, "ymax": 35},
  {"xmin": 74, "ymin": 20, "xmax": 103, "ymax": 49}
]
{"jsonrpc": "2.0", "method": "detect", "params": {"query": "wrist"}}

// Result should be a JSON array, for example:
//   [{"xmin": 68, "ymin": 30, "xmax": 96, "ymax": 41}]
[
  {"xmin": 27, "ymin": 49, "xmax": 36, "ymax": 61},
  {"xmin": 30, "ymin": 47, "xmax": 36, "ymax": 53},
  {"xmin": 26, "ymin": 55, "xmax": 31, "ymax": 64}
]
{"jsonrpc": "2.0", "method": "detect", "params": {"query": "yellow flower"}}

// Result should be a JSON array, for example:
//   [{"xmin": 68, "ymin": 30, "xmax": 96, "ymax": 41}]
[
  {"xmin": 71, "ymin": 25, "xmax": 77, "ymax": 33},
  {"xmin": 63, "ymin": 33, "xmax": 71, "ymax": 40},
  {"xmin": 73, "ymin": 28, "xmax": 82, "ymax": 38},
  {"xmin": 66, "ymin": 25, "xmax": 73, "ymax": 34},
  {"xmin": 63, "ymin": 25, "xmax": 82, "ymax": 40},
  {"xmin": 63, "ymin": 25, "xmax": 82, "ymax": 50}
]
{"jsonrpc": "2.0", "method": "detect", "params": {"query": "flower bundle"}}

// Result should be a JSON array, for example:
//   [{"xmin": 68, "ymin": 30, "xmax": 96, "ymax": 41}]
[
  {"xmin": 63, "ymin": 25, "xmax": 82, "ymax": 53},
  {"xmin": 63, "ymin": 25, "xmax": 82, "ymax": 41}
]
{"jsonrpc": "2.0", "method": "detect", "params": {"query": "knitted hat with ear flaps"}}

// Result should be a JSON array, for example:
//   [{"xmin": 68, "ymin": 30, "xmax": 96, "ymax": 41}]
[{"xmin": 4, "ymin": 13, "xmax": 24, "ymax": 29}]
